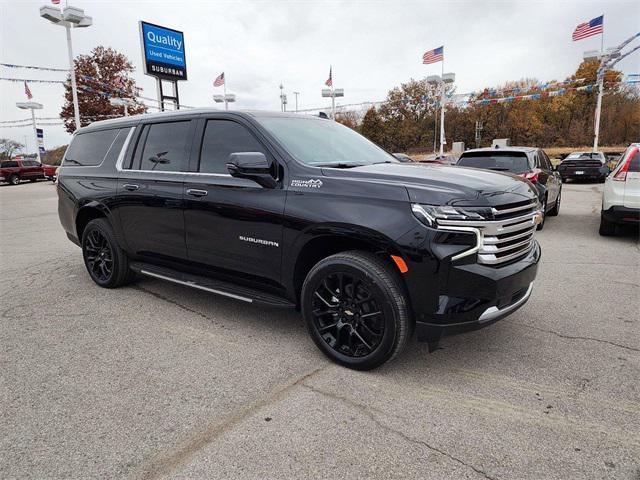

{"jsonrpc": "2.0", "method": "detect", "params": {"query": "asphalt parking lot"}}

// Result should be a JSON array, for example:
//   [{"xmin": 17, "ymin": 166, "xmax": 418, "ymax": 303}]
[{"xmin": 1, "ymin": 180, "xmax": 638, "ymax": 480}]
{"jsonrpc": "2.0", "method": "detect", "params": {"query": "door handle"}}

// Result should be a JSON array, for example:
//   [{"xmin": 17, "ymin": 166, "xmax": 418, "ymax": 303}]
[
  {"xmin": 186, "ymin": 188, "xmax": 208, "ymax": 197},
  {"xmin": 123, "ymin": 184, "xmax": 139, "ymax": 191}
]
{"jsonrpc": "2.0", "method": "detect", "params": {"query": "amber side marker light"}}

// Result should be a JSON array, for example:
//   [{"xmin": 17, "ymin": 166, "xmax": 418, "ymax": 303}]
[{"xmin": 391, "ymin": 255, "xmax": 409, "ymax": 273}]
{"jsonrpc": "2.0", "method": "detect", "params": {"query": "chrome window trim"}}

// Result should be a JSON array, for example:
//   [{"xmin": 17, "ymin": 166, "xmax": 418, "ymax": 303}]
[{"xmin": 115, "ymin": 127, "xmax": 136, "ymax": 171}]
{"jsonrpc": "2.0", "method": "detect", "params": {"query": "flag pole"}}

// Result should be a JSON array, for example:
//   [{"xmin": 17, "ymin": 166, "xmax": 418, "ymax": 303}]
[
  {"xmin": 439, "ymin": 50, "xmax": 446, "ymax": 156},
  {"xmin": 223, "ymin": 77, "xmax": 228, "ymax": 110}
]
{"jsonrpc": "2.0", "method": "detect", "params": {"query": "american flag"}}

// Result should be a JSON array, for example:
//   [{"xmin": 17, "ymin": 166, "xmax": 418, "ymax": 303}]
[
  {"xmin": 572, "ymin": 15, "xmax": 603, "ymax": 41},
  {"xmin": 325, "ymin": 67, "xmax": 332, "ymax": 87},
  {"xmin": 423, "ymin": 46, "xmax": 444, "ymax": 65},
  {"xmin": 213, "ymin": 72, "xmax": 225, "ymax": 87},
  {"xmin": 24, "ymin": 81, "xmax": 33, "ymax": 100}
]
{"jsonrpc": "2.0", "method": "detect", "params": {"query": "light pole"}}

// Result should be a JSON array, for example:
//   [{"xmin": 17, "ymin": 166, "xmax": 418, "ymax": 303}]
[
  {"xmin": 40, "ymin": 5, "xmax": 92, "ymax": 132},
  {"xmin": 109, "ymin": 97, "xmax": 136, "ymax": 117},
  {"xmin": 427, "ymin": 73, "xmax": 455, "ymax": 156},
  {"xmin": 321, "ymin": 88, "xmax": 344, "ymax": 120},
  {"xmin": 584, "ymin": 32, "xmax": 639, "ymax": 153},
  {"xmin": 213, "ymin": 93, "xmax": 236, "ymax": 108},
  {"xmin": 293, "ymin": 91, "xmax": 300, "ymax": 112},
  {"xmin": 16, "ymin": 101, "xmax": 44, "ymax": 163},
  {"xmin": 279, "ymin": 84, "xmax": 288, "ymax": 112}
]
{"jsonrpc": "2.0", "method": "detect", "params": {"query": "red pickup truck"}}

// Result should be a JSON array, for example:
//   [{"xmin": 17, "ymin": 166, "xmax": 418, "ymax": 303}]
[{"xmin": 0, "ymin": 159, "xmax": 57, "ymax": 185}]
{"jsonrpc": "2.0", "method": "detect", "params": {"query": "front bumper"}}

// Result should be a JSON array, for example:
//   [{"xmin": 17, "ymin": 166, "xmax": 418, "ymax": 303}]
[
  {"xmin": 396, "ymin": 224, "xmax": 540, "ymax": 342},
  {"xmin": 602, "ymin": 206, "xmax": 640, "ymax": 225}
]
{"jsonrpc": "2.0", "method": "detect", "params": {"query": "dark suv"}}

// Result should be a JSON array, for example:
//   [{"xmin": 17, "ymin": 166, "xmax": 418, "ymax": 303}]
[
  {"xmin": 57, "ymin": 110, "xmax": 542, "ymax": 370},
  {"xmin": 457, "ymin": 147, "xmax": 562, "ymax": 229}
]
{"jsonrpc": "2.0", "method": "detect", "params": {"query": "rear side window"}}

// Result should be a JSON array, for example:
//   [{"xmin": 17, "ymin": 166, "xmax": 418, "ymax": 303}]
[
  {"xmin": 64, "ymin": 129, "xmax": 120, "ymax": 166},
  {"xmin": 457, "ymin": 152, "xmax": 531, "ymax": 173},
  {"xmin": 199, "ymin": 120, "xmax": 267, "ymax": 174},
  {"xmin": 1, "ymin": 161, "xmax": 18, "ymax": 168},
  {"xmin": 139, "ymin": 121, "xmax": 191, "ymax": 172}
]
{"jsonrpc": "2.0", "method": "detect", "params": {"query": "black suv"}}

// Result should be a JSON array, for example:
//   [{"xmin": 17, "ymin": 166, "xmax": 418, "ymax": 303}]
[
  {"xmin": 457, "ymin": 147, "xmax": 562, "ymax": 230},
  {"xmin": 57, "ymin": 110, "xmax": 542, "ymax": 370}
]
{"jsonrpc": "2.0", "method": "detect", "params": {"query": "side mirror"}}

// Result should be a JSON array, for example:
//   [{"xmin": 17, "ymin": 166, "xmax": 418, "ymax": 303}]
[{"xmin": 226, "ymin": 152, "xmax": 277, "ymax": 188}]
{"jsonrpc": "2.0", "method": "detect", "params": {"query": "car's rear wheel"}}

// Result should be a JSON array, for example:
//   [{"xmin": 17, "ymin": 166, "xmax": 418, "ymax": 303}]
[
  {"xmin": 548, "ymin": 189, "xmax": 561, "ymax": 217},
  {"xmin": 82, "ymin": 218, "xmax": 134, "ymax": 288},
  {"xmin": 301, "ymin": 251, "xmax": 411, "ymax": 370},
  {"xmin": 9, "ymin": 174, "xmax": 20, "ymax": 185},
  {"xmin": 599, "ymin": 215, "xmax": 616, "ymax": 236}
]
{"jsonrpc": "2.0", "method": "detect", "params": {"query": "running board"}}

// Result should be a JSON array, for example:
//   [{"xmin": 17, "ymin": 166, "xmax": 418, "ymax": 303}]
[{"xmin": 130, "ymin": 262, "xmax": 295, "ymax": 308}]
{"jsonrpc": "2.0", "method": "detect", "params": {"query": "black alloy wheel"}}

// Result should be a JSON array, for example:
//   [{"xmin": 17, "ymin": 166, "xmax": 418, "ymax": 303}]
[
  {"xmin": 311, "ymin": 272, "xmax": 385, "ymax": 358},
  {"xmin": 302, "ymin": 251, "xmax": 411, "ymax": 370},
  {"xmin": 81, "ymin": 218, "xmax": 135, "ymax": 288},
  {"xmin": 84, "ymin": 228, "xmax": 114, "ymax": 283}
]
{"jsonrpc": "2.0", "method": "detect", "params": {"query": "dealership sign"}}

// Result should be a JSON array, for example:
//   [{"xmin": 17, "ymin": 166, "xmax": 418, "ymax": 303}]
[{"xmin": 139, "ymin": 21, "xmax": 187, "ymax": 80}]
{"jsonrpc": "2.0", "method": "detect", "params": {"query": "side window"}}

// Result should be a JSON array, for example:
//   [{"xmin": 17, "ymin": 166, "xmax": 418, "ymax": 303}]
[
  {"xmin": 64, "ymin": 129, "xmax": 119, "ymax": 166},
  {"xmin": 2, "ymin": 161, "xmax": 18, "ymax": 168},
  {"xmin": 200, "ymin": 120, "xmax": 267, "ymax": 174},
  {"xmin": 541, "ymin": 151, "xmax": 551, "ymax": 170},
  {"xmin": 102, "ymin": 129, "xmax": 129, "ymax": 166},
  {"xmin": 139, "ymin": 121, "xmax": 191, "ymax": 172}
]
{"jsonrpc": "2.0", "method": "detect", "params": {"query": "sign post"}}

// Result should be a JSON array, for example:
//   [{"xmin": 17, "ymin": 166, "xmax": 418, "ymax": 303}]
[{"xmin": 139, "ymin": 21, "xmax": 187, "ymax": 111}]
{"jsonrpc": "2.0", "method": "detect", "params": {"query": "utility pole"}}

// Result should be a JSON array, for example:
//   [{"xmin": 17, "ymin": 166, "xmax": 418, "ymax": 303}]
[
  {"xmin": 293, "ymin": 91, "xmax": 300, "ymax": 112},
  {"xmin": 40, "ymin": 5, "xmax": 92, "ymax": 131},
  {"xmin": 475, "ymin": 121, "xmax": 483, "ymax": 148},
  {"xmin": 16, "ymin": 101, "xmax": 43, "ymax": 163},
  {"xmin": 584, "ymin": 32, "xmax": 640, "ymax": 153}
]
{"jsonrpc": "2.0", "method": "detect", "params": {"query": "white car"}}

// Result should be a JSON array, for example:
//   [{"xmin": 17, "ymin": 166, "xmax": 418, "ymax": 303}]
[{"xmin": 600, "ymin": 144, "xmax": 640, "ymax": 235}]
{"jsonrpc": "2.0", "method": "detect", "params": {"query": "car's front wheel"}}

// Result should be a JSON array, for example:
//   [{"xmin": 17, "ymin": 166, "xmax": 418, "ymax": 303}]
[
  {"xmin": 301, "ymin": 251, "xmax": 411, "ymax": 370},
  {"xmin": 82, "ymin": 218, "xmax": 134, "ymax": 288}
]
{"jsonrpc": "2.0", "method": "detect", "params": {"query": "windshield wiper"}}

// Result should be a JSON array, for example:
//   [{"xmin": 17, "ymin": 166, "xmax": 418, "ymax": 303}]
[
  {"xmin": 63, "ymin": 158, "xmax": 82, "ymax": 165},
  {"xmin": 487, "ymin": 167, "xmax": 511, "ymax": 171},
  {"xmin": 314, "ymin": 163, "xmax": 365, "ymax": 168}
]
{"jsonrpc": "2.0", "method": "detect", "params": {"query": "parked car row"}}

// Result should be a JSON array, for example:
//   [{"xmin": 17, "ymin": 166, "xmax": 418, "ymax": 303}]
[{"xmin": 0, "ymin": 159, "xmax": 58, "ymax": 185}]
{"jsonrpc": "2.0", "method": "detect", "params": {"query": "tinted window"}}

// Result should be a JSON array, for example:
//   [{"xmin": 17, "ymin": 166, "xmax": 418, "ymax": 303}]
[
  {"xmin": 1, "ymin": 161, "xmax": 18, "ymax": 168},
  {"xmin": 200, "ymin": 120, "xmax": 267, "ymax": 174},
  {"xmin": 102, "ymin": 129, "xmax": 129, "ymax": 166},
  {"xmin": 140, "ymin": 121, "xmax": 191, "ymax": 172},
  {"xmin": 457, "ymin": 152, "xmax": 531, "ymax": 173},
  {"xmin": 64, "ymin": 129, "xmax": 119, "ymax": 166}
]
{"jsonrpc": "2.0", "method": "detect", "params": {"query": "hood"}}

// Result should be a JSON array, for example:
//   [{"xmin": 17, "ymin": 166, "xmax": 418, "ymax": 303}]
[{"xmin": 321, "ymin": 163, "xmax": 539, "ymax": 207}]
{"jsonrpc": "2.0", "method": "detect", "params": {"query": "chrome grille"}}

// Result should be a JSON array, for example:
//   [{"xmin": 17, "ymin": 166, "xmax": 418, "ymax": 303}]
[{"xmin": 437, "ymin": 200, "xmax": 540, "ymax": 266}]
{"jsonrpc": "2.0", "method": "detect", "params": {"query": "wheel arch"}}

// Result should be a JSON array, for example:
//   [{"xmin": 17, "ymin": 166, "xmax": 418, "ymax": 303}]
[
  {"xmin": 75, "ymin": 202, "xmax": 112, "ymax": 242},
  {"xmin": 288, "ymin": 224, "xmax": 409, "ymax": 306}
]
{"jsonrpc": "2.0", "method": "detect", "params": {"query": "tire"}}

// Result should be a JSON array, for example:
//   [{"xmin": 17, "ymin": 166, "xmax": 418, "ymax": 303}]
[
  {"xmin": 599, "ymin": 215, "xmax": 616, "ymax": 236},
  {"xmin": 537, "ymin": 197, "xmax": 547, "ymax": 230},
  {"xmin": 9, "ymin": 174, "xmax": 20, "ymax": 185},
  {"xmin": 301, "ymin": 251, "xmax": 411, "ymax": 370},
  {"xmin": 548, "ymin": 189, "xmax": 561, "ymax": 217},
  {"xmin": 81, "ymin": 218, "xmax": 135, "ymax": 288}
]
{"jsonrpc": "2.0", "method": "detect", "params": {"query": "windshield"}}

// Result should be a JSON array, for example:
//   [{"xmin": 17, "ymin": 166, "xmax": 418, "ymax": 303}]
[
  {"xmin": 457, "ymin": 152, "xmax": 531, "ymax": 173},
  {"xmin": 259, "ymin": 117, "xmax": 396, "ymax": 167}
]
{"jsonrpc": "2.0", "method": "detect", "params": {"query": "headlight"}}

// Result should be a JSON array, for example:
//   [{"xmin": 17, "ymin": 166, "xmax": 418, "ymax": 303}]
[{"xmin": 411, "ymin": 204, "xmax": 486, "ymax": 227}]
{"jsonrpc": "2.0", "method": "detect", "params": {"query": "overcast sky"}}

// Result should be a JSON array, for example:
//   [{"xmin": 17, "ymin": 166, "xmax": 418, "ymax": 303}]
[{"xmin": 1, "ymin": 0, "xmax": 638, "ymax": 152}]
